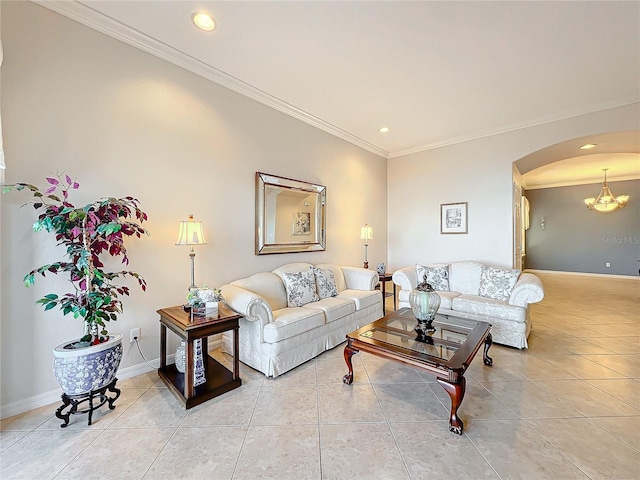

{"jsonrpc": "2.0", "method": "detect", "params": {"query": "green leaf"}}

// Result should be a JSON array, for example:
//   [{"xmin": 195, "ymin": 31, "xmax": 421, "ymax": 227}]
[{"xmin": 44, "ymin": 302, "xmax": 57, "ymax": 311}]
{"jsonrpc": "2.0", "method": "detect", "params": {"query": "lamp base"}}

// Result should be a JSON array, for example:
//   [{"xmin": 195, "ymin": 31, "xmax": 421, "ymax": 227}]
[{"xmin": 363, "ymin": 261, "xmax": 369, "ymax": 269}]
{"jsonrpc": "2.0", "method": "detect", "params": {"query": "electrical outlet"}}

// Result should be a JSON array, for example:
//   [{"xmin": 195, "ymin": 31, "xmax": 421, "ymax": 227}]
[
  {"xmin": 130, "ymin": 327, "xmax": 141, "ymax": 343},
  {"xmin": 605, "ymin": 262, "xmax": 611, "ymax": 268}
]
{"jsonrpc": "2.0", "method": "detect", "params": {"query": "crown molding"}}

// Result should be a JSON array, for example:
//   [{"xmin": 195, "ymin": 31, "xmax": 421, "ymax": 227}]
[
  {"xmin": 35, "ymin": 1, "xmax": 389, "ymax": 159},
  {"xmin": 388, "ymin": 99, "xmax": 640, "ymax": 159}
]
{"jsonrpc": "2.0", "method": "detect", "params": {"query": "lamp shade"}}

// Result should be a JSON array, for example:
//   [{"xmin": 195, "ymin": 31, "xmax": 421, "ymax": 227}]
[
  {"xmin": 360, "ymin": 224, "xmax": 373, "ymax": 241},
  {"xmin": 175, "ymin": 214, "xmax": 207, "ymax": 245}
]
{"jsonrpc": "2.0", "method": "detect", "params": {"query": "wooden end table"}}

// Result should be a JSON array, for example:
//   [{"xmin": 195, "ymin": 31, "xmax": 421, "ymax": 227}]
[
  {"xmin": 343, "ymin": 308, "xmax": 492, "ymax": 434},
  {"xmin": 377, "ymin": 272, "xmax": 397, "ymax": 310},
  {"xmin": 157, "ymin": 304, "xmax": 242, "ymax": 409}
]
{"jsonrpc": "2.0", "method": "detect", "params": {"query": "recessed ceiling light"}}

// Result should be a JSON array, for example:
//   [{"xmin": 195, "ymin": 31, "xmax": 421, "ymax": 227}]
[
  {"xmin": 580, "ymin": 143, "xmax": 597, "ymax": 150},
  {"xmin": 192, "ymin": 12, "xmax": 216, "ymax": 31},
  {"xmin": 378, "ymin": 127, "xmax": 390, "ymax": 133}
]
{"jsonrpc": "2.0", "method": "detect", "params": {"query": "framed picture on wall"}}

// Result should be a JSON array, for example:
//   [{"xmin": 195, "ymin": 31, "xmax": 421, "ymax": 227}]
[
  {"xmin": 292, "ymin": 211, "xmax": 311, "ymax": 235},
  {"xmin": 440, "ymin": 202, "xmax": 468, "ymax": 234}
]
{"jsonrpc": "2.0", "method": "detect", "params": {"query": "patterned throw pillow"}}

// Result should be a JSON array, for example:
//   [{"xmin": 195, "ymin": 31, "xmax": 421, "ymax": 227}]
[
  {"xmin": 416, "ymin": 264, "xmax": 450, "ymax": 291},
  {"xmin": 478, "ymin": 266, "xmax": 520, "ymax": 302},
  {"xmin": 280, "ymin": 270, "xmax": 319, "ymax": 307},
  {"xmin": 311, "ymin": 266, "xmax": 338, "ymax": 299}
]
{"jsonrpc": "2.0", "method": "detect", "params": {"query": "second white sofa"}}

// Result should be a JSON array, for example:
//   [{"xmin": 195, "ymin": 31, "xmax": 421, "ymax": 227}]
[
  {"xmin": 393, "ymin": 261, "xmax": 544, "ymax": 349},
  {"xmin": 220, "ymin": 263, "xmax": 382, "ymax": 377}
]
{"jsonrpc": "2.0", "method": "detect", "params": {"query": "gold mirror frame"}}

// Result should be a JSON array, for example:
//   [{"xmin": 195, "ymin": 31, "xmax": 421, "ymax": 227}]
[{"xmin": 256, "ymin": 172, "xmax": 326, "ymax": 255}]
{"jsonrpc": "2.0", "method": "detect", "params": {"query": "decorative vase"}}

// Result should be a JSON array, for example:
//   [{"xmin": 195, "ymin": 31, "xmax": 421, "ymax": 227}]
[
  {"xmin": 52, "ymin": 334, "xmax": 123, "ymax": 395},
  {"xmin": 175, "ymin": 341, "xmax": 186, "ymax": 373},
  {"xmin": 194, "ymin": 303, "xmax": 207, "ymax": 316},
  {"xmin": 206, "ymin": 301, "xmax": 219, "ymax": 314},
  {"xmin": 174, "ymin": 339, "xmax": 206, "ymax": 386},
  {"xmin": 377, "ymin": 263, "xmax": 386, "ymax": 275},
  {"xmin": 409, "ymin": 275, "xmax": 441, "ymax": 336}
]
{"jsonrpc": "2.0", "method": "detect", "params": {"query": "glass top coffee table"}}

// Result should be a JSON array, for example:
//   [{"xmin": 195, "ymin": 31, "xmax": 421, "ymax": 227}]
[{"xmin": 343, "ymin": 308, "xmax": 493, "ymax": 434}]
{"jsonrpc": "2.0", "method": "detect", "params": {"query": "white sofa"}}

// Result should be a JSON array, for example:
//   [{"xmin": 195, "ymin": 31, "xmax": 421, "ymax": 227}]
[
  {"xmin": 392, "ymin": 261, "xmax": 544, "ymax": 349},
  {"xmin": 220, "ymin": 262, "xmax": 383, "ymax": 377}
]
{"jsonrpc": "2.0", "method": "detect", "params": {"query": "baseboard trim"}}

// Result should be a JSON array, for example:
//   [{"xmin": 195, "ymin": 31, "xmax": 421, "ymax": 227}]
[
  {"xmin": 526, "ymin": 269, "xmax": 639, "ymax": 280},
  {"xmin": 0, "ymin": 338, "xmax": 223, "ymax": 420},
  {"xmin": 0, "ymin": 359, "xmax": 158, "ymax": 420}
]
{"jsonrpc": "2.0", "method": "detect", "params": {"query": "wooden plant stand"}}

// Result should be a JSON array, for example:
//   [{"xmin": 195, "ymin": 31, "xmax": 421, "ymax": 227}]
[{"xmin": 55, "ymin": 378, "xmax": 121, "ymax": 427}]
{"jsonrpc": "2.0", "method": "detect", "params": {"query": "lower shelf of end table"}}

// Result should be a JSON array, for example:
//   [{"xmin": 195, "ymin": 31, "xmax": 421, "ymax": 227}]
[{"xmin": 158, "ymin": 356, "xmax": 241, "ymax": 409}]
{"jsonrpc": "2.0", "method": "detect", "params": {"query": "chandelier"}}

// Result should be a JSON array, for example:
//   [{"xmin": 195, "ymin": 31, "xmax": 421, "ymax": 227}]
[{"xmin": 584, "ymin": 169, "xmax": 629, "ymax": 213}]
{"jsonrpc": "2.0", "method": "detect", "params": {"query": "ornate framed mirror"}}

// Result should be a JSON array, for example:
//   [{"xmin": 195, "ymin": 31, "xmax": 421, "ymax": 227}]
[{"xmin": 256, "ymin": 172, "xmax": 326, "ymax": 255}]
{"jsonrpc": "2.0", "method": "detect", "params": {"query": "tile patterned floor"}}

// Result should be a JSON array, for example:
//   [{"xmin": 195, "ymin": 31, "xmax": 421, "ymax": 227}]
[{"xmin": 1, "ymin": 272, "xmax": 638, "ymax": 479}]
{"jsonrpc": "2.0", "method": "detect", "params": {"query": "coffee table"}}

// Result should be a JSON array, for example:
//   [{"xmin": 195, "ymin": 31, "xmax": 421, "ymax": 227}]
[{"xmin": 343, "ymin": 308, "xmax": 492, "ymax": 434}]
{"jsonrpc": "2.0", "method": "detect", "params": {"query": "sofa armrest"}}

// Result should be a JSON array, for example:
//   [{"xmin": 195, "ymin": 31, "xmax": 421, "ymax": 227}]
[
  {"xmin": 509, "ymin": 272, "xmax": 544, "ymax": 307},
  {"xmin": 220, "ymin": 284, "xmax": 274, "ymax": 328},
  {"xmin": 392, "ymin": 266, "xmax": 417, "ymax": 292},
  {"xmin": 341, "ymin": 266, "xmax": 379, "ymax": 290}
]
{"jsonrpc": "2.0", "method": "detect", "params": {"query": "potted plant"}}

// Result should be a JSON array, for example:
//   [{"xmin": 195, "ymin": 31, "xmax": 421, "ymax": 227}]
[
  {"xmin": 175, "ymin": 285, "xmax": 224, "ymax": 377},
  {"xmin": 186, "ymin": 284, "xmax": 224, "ymax": 314},
  {"xmin": 3, "ymin": 173, "xmax": 149, "ymax": 397}
]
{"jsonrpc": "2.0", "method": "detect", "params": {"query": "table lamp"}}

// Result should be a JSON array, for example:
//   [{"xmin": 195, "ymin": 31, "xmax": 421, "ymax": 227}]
[
  {"xmin": 360, "ymin": 224, "xmax": 373, "ymax": 269},
  {"xmin": 175, "ymin": 214, "xmax": 207, "ymax": 290}
]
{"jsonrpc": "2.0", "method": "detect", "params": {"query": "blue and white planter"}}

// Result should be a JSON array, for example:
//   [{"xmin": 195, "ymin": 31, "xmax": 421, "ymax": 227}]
[{"xmin": 52, "ymin": 334, "xmax": 123, "ymax": 396}]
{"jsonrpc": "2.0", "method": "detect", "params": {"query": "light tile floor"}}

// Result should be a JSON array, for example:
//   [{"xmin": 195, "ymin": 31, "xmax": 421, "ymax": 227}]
[{"xmin": 1, "ymin": 272, "xmax": 638, "ymax": 479}]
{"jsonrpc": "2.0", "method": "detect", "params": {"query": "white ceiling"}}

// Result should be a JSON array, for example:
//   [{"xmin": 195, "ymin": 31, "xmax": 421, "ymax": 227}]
[{"xmin": 38, "ymin": 1, "xmax": 640, "ymax": 184}]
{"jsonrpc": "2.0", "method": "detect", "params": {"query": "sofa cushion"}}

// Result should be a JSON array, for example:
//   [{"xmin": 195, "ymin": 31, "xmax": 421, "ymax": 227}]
[
  {"xmin": 303, "ymin": 297, "xmax": 355, "ymax": 323},
  {"xmin": 264, "ymin": 307, "xmax": 326, "ymax": 343},
  {"xmin": 478, "ymin": 266, "xmax": 520, "ymax": 302},
  {"xmin": 338, "ymin": 289, "xmax": 381, "ymax": 310},
  {"xmin": 449, "ymin": 261, "xmax": 483, "ymax": 295},
  {"xmin": 452, "ymin": 294, "xmax": 526, "ymax": 322},
  {"xmin": 316, "ymin": 264, "xmax": 347, "ymax": 292},
  {"xmin": 311, "ymin": 266, "xmax": 339, "ymax": 298},
  {"xmin": 416, "ymin": 263, "xmax": 450, "ymax": 291},
  {"xmin": 280, "ymin": 270, "xmax": 319, "ymax": 307},
  {"xmin": 436, "ymin": 291, "xmax": 460, "ymax": 310}
]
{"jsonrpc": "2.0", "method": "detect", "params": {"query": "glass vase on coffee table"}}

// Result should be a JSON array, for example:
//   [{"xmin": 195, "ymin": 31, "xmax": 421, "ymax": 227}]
[{"xmin": 408, "ymin": 275, "xmax": 441, "ymax": 340}]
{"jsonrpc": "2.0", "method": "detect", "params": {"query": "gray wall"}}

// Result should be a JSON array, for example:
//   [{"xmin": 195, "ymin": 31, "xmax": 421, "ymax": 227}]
[{"xmin": 524, "ymin": 180, "xmax": 640, "ymax": 276}]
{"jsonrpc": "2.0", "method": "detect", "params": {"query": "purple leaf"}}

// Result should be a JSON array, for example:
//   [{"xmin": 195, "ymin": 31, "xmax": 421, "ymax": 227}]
[
  {"xmin": 45, "ymin": 186, "xmax": 56, "ymax": 194},
  {"xmin": 46, "ymin": 177, "xmax": 59, "ymax": 185},
  {"xmin": 65, "ymin": 174, "xmax": 72, "ymax": 185}
]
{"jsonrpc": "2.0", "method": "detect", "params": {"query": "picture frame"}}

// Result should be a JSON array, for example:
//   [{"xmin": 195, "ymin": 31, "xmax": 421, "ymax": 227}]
[
  {"xmin": 292, "ymin": 211, "xmax": 311, "ymax": 235},
  {"xmin": 440, "ymin": 202, "xmax": 468, "ymax": 234}
]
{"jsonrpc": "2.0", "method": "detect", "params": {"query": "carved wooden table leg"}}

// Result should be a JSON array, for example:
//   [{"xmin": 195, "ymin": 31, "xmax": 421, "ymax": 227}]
[
  {"xmin": 483, "ymin": 333, "xmax": 493, "ymax": 366},
  {"xmin": 437, "ymin": 376, "xmax": 466, "ymax": 435},
  {"xmin": 343, "ymin": 342, "xmax": 358, "ymax": 385}
]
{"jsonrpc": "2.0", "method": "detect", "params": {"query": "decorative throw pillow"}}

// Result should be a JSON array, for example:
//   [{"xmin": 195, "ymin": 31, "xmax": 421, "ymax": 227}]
[
  {"xmin": 280, "ymin": 270, "xmax": 319, "ymax": 307},
  {"xmin": 416, "ymin": 263, "xmax": 450, "ymax": 291},
  {"xmin": 478, "ymin": 266, "xmax": 520, "ymax": 302},
  {"xmin": 311, "ymin": 266, "xmax": 338, "ymax": 299}
]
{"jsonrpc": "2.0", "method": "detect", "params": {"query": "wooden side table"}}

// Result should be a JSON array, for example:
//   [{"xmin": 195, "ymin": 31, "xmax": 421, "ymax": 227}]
[
  {"xmin": 157, "ymin": 304, "xmax": 242, "ymax": 409},
  {"xmin": 377, "ymin": 272, "xmax": 396, "ymax": 310}
]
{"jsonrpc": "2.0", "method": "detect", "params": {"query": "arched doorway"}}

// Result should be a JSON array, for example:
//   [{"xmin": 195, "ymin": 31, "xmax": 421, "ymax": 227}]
[{"xmin": 513, "ymin": 131, "xmax": 639, "ymax": 276}]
